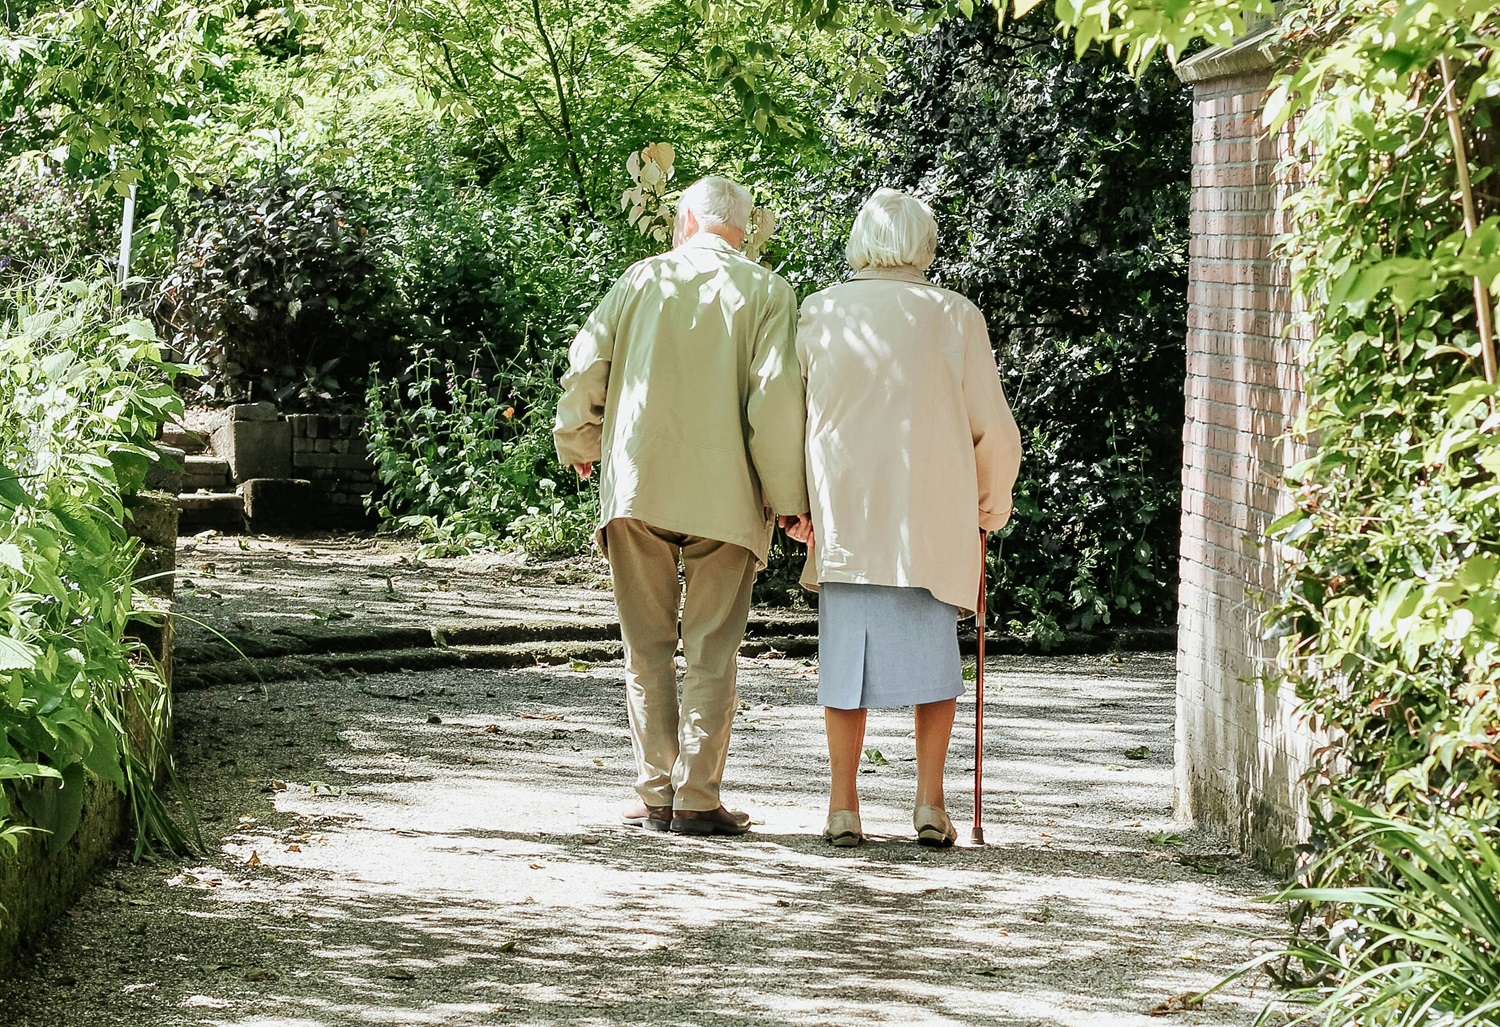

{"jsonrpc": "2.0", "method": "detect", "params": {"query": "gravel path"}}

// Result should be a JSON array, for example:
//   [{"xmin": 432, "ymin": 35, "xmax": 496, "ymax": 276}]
[{"xmin": 0, "ymin": 640, "xmax": 1286, "ymax": 1025}]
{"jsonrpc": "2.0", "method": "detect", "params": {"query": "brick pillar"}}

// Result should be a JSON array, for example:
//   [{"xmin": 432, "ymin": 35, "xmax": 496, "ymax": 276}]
[{"xmin": 1174, "ymin": 34, "xmax": 1312, "ymax": 869}]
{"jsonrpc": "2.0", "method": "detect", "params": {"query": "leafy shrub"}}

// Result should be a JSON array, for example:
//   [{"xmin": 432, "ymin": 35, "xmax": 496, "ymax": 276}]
[
  {"xmin": 155, "ymin": 176, "xmax": 388, "ymax": 404},
  {"xmin": 372, "ymin": 181, "xmax": 528, "ymax": 371},
  {"xmin": 1261, "ymin": 0, "xmax": 1500, "ymax": 869},
  {"xmin": 0, "ymin": 169, "xmax": 116, "ymax": 285},
  {"xmin": 843, "ymin": 14, "xmax": 1190, "ymax": 639},
  {"xmin": 0, "ymin": 277, "xmax": 195, "ymax": 861},
  {"xmin": 365, "ymin": 348, "xmax": 594, "ymax": 556}
]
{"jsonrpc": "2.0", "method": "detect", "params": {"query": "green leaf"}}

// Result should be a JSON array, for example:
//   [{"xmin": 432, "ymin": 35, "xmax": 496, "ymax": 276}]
[
  {"xmin": 0, "ymin": 465, "xmax": 32, "ymax": 508},
  {"xmin": 1456, "ymin": 553, "xmax": 1500, "ymax": 593},
  {"xmin": 0, "ymin": 758, "xmax": 63, "ymax": 784},
  {"xmin": 17, "ymin": 762, "xmax": 88, "ymax": 853},
  {"xmin": 0, "ymin": 636, "xmax": 41, "ymax": 672}
]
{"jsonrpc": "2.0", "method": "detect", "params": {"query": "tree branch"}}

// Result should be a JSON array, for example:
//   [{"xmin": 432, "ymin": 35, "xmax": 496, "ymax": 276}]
[{"xmin": 529, "ymin": 0, "xmax": 592, "ymax": 214}]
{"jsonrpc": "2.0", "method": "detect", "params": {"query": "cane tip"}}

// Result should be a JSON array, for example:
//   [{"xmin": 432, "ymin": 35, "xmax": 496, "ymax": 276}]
[{"xmin": 969, "ymin": 826, "xmax": 985, "ymax": 846}]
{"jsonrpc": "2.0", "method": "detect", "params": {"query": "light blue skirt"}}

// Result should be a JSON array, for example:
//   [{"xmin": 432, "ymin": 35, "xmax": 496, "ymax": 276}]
[{"xmin": 817, "ymin": 583, "xmax": 964, "ymax": 710}]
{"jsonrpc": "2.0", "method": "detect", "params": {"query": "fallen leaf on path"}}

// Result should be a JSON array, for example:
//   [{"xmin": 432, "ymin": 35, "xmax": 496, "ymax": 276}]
[
  {"xmin": 1147, "ymin": 993, "xmax": 1204, "ymax": 1016},
  {"xmin": 285, "ymin": 844, "xmax": 302, "ymax": 853},
  {"xmin": 569, "ymin": 659, "xmax": 594, "ymax": 672},
  {"xmin": 241, "ymin": 968, "xmax": 279, "ymax": 983},
  {"xmin": 863, "ymin": 748, "xmax": 889, "ymax": 766},
  {"xmin": 498, "ymin": 940, "xmax": 518, "ymax": 953},
  {"xmin": 1125, "ymin": 745, "xmax": 1151, "ymax": 760},
  {"xmin": 246, "ymin": 851, "xmax": 261, "ymax": 866}
]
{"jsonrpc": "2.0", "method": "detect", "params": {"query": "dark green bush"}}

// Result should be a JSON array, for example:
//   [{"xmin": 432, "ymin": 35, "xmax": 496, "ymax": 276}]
[
  {"xmin": 154, "ymin": 176, "xmax": 389, "ymax": 405},
  {"xmin": 372, "ymin": 182, "xmax": 528, "ymax": 370},
  {"xmin": 840, "ymin": 14, "xmax": 1190, "ymax": 639}
]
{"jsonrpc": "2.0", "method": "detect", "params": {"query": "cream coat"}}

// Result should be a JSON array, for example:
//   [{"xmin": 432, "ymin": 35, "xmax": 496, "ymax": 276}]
[
  {"xmin": 553, "ymin": 233, "xmax": 809, "ymax": 565},
  {"xmin": 797, "ymin": 267, "xmax": 1022, "ymax": 614}
]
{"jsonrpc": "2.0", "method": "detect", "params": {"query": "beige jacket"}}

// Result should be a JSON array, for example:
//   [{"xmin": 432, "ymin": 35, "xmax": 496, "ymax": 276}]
[
  {"xmin": 797, "ymin": 267, "xmax": 1022, "ymax": 614},
  {"xmin": 553, "ymin": 233, "xmax": 809, "ymax": 565}
]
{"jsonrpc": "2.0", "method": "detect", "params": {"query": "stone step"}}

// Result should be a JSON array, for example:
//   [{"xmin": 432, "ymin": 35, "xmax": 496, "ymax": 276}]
[
  {"xmin": 160, "ymin": 425, "xmax": 209, "ymax": 455},
  {"xmin": 181, "ymin": 453, "xmax": 230, "ymax": 492},
  {"xmin": 176, "ymin": 492, "xmax": 245, "ymax": 534},
  {"xmin": 183, "ymin": 454, "xmax": 229, "ymax": 476}
]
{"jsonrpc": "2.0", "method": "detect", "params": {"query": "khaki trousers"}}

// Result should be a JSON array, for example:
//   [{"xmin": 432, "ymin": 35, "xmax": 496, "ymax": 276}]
[{"xmin": 605, "ymin": 517, "xmax": 757, "ymax": 812}]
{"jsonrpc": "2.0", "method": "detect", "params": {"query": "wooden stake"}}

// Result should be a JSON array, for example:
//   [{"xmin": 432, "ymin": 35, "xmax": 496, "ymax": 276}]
[{"xmin": 1440, "ymin": 54, "xmax": 1498, "ymax": 386}]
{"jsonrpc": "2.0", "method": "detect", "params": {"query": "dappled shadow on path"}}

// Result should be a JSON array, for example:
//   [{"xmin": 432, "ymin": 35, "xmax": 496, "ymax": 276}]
[{"xmin": 0, "ymin": 653, "xmax": 1278, "ymax": 1027}]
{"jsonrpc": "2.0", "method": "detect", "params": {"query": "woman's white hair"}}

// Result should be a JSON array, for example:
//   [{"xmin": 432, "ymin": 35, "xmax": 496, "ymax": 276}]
[
  {"xmin": 844, "ymin": 188, "xmax": 938, "ymax": 272},
  {"xmin": 674, "ymin": 176, "xmax": 754, "ymax": 243}
]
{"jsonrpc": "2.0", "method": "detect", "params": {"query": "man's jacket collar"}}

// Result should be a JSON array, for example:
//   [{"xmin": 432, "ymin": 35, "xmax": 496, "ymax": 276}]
[
  {"xmin": 681, "ymin": 232, "xmax": 739, "ymax": 254},
  {"xmin": 851, "ymin": 265, "xmax": 930, "ymax": 284}
]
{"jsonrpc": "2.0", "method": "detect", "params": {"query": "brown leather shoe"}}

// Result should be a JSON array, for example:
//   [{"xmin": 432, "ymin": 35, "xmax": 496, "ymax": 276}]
[
  {"xmin": 670, "ymin": 806, "xmax": 752, "ymax": 836},
  {"xmin": 621, "ymin": 801, "xmax": 671, "ymax": 831}
]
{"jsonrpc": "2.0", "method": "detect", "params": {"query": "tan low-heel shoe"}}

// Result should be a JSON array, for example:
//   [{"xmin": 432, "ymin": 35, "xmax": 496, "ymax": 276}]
[
  {"xmin": 823, "ymin": 810, "xmax": 864, "ymax": 848},
  {"xmin": 914, "ymin": 805, "xmax": 957, "ymax": 848}
]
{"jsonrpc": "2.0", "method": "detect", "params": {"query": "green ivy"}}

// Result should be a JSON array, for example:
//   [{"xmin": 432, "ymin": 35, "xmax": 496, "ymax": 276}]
[{"xmin": 1259, "ymin": 0, "xmax": 1500, "ymax": 855}]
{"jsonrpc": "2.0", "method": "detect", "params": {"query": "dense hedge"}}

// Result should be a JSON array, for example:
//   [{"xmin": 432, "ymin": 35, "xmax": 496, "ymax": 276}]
[{"xmin": 847, "ymin": 15, "xmax": 1191, "ymax": 637}]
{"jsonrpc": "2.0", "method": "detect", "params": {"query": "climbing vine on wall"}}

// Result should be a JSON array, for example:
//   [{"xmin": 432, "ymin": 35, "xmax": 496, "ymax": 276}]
[{"xmin": 1041, "ymin": 0, "xmax": 1500, "ymax": 1019}]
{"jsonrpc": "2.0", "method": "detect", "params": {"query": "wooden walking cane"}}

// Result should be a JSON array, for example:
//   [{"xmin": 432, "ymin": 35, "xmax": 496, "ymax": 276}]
[{"xmin": 971, "ymin": 530, "xmax": 987, "ymax": 846}]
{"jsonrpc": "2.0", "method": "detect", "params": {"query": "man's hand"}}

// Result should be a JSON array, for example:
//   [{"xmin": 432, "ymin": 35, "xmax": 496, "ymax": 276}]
[
  {"xmin": 778, "ymin": 513, "xmax": 814, "ymax": 545},
  {"xmin": 574, "ymin": 462, "xmax": 593, "ymax": 481}
]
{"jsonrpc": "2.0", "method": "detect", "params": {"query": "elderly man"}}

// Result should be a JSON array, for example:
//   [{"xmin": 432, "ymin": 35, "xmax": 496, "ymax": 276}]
[{"xmin": 554, "ymin": 176, "xmax": 810, "ymax": 836}]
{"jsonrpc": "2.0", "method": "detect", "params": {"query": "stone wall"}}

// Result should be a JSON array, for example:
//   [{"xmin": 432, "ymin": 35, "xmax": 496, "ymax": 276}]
[
  {"xmin": 286, "ymin": 413, "xmax": 378, "ymax": 517},
  {"xmin": 185, "ymin": 404, "xmax": 377, "ymax": 533},
  {"xmin": 1174, "ymin": 35, "xmax": 1313, "ymax": 870},
  {"xmin": 0, "ymin": 491, "xmax": 178, "ymax": 970}
]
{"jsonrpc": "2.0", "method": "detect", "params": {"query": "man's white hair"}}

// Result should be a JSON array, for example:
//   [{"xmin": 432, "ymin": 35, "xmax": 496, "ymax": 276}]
[
  {"xmin": 674, "ymin": 176, "xmax": 754, "ymax": 243},
  {"xmin": 844, "ymin": 188, "xmax": 938, "ymax": 272}
]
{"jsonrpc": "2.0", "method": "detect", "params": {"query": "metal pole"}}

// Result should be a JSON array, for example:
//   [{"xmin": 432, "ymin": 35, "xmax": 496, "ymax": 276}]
[
  {"xmin": 971, "ymin": 530, "xmax": 987, "ymax": 846},
  {"xmin": 117, "ymin": 183, "xmax": 137, "ymax": 287}
]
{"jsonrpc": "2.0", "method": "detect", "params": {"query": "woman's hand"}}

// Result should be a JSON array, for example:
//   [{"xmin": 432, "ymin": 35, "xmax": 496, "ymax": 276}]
[{"xmin": 778, "ymin": 513, "xmax": 815, "ymax": 546}]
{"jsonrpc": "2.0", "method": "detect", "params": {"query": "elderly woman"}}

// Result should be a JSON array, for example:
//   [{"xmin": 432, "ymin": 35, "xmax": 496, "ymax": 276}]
[{"xmin": 793, "ymin": 188, "xmax": 1022, "ymax": 848}]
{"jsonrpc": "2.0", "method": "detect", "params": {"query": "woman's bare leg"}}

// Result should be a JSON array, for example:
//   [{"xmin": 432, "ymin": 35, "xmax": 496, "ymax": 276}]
[
  {"xmin": 825, "ymin": 707, "xmax": 868, "ymax": 813},
  {"xmin": 914, "ymin": 698, "xmax": 957, "ymax": 809}
]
